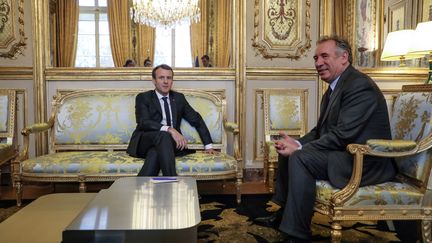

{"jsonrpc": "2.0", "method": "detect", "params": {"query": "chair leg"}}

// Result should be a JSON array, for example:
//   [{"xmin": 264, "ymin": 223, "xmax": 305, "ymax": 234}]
[
  {"xmin": 79, "ymin": 182, "xmax": 87, "ymax": 192},
  {"xmin": 268, "ymin": 161, "xmax": 275, "ymax": 193},
  {"xmin": 421, "ymin": 220, "xmax": 431, "ymax": 242},
  {"xmin": 330, "ymin": 221, "xmax": 342, "ymax": 243},
  {"xmin": 236, "ymin": 177, "xmax": 242, "ymax": 204},
  {"xmin": 15, "ymin": 180, "xmax": 22, "ymax": 207}
]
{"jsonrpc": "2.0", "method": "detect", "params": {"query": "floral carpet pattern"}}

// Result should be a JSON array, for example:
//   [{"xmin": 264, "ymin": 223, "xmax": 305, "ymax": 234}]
[
  {"xmin": 197, "ymin": 195, "xmax": 416, "ymax": 243},
  {"xmin": 0, "ymin": 195, "xmax": 419, "ymax": 243}
]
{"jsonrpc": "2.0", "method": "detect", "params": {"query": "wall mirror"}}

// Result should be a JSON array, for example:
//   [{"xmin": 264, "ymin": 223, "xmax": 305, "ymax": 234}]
[{"xmin": 48, "ymin": 0, "xmax": 233, "ymax": 69}]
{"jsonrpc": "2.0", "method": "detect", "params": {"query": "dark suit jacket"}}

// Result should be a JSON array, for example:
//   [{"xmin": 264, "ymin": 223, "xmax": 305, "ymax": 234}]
[
  {"xmin": 127, "ymin": 90, "xmax": 213, "ymax": 157},
  {"xmin": 299, "ymin": 65, "xmax": 396, "ymax": 188}
]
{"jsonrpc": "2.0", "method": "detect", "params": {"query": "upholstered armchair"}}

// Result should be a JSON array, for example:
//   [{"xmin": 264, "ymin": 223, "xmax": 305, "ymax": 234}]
[
  {"xmin": 263, "ymin": 89, "xmax": 308, "ymax": 192},
  {"xmin": 0, "ymin": 89, "xmax": 18, "ymax": 187},
  {"xmin": 314, "ymin": 84, "xmax": 432, "ymax": 242}
]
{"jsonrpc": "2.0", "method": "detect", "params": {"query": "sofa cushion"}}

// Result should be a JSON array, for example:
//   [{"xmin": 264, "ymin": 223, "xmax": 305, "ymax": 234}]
[{"xmin": 21, "ymin": 151, "xmax": 237, "ymax": 175}]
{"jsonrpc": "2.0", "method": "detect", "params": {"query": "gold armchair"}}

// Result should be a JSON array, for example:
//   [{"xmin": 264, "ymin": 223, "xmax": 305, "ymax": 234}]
[
  {"xmin": 314, "ymin": 84, "xmax": 432, "ymax": 242},
  {"xmin": 263, "ymin": 89, "xmax": 308, "ymax": 192},
  {"xmin": 0, "ymin": 89, "xmax": 18, "ymax": 188}
]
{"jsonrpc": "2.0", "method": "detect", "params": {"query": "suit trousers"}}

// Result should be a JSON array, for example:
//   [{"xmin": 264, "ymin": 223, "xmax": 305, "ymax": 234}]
[
  {"xmin": 272, "ymin": 149, "xmax": 330, "ymax": 240},
  {"xmin": 136, "ymin": 131, "xmax": 177, "ymax": 176}
]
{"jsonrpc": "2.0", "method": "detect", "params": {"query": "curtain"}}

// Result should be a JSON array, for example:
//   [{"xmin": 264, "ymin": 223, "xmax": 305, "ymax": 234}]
[
  {"xmin": 333, "ymin": 0, "xmax": 347, "ymax": 38},
  {"xmin": 190, "ymin": 0, "xmax": 208, "ymax": 67},
  {"xmin": 56, "ymin": 0, "xmax": 79, "ymax": 67},
  {"xmin": 107, "ymin": 0, "xmax": 132, "ymax": 67},
  {"xmin": 137, "ymin": 25, "xmax": 155, "ymax": 67},
  {"xmin": 213, "ymin": 0, "xmax": 231, "ymax": 67}
]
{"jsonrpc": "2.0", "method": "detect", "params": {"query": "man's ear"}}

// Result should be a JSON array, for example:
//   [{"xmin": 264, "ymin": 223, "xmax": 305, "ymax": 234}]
[{"xmin": 341, "ymin": 51, "xmax": 349, "ymax": 64}]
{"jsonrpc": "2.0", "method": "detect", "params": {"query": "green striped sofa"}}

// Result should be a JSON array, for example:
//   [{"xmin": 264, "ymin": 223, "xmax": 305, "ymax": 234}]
[{"xmin": 13, "ymin": 89, "xmax": 242, "ymax": 206}]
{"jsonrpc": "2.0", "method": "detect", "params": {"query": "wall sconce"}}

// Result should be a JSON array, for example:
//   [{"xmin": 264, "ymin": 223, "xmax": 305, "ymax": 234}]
[
  {"xmin": 408, "ymin": 21, "xmax": 432, "ymax": 84},
  {"xmin": 380, "ymin": 29, "xmax": 422, "ymax": 67}
]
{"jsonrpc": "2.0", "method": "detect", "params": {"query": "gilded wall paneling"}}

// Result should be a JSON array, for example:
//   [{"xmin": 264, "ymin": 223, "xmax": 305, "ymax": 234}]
[
  {"xmin": 253, "ymin": 90, "xmax": 265, "ymax": 162},
  {"xmin": 251, "ymin": 0, "xmax": 312, "ymax": 59},
  {"xmin": 0, "ymin": 0, "xmax": 27, "ymax": 59}
]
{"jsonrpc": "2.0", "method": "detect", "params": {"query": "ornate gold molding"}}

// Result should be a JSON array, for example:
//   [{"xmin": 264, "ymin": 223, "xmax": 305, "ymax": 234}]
[
  {"xmin": 44, "ymin": 68, "xmax": 236, "ymax": 81},
  {"xmin": 252, "ymin": 0, "xmax": 311, "ymax": 59},
  {"xmin": 0, "ymin": 0, "xmax": 27, "ymax": 59}
]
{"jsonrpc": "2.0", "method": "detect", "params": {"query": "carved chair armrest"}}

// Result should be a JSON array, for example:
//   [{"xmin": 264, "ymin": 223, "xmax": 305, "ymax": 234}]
[
  {"xmin": 366, "ymin": 139, "xmax": 418, "ymax": 156},
  {"xmin": 18, "ymin": 122, "xmax": 54, "ymax": 161},
  {"xmin": 21, "ymin": 122, "xmax": 53, "ymax": 136},
  {"xmin": 332, "ymin": 138, "xmax": 424, "ymax": 206},
  {"xmin": 224, "ymin": 121, "xmax": 242, "ymax": 163}
]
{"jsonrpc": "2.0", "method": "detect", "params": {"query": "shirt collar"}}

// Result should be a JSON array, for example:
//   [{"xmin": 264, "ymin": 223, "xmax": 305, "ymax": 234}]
[
  {"xmin": 329, "ymin": 75, "xmax": 341, "ymax": 91},
  {"xmin": 155, "ymin": 90, "xmax": 169, "ymax": 100}
]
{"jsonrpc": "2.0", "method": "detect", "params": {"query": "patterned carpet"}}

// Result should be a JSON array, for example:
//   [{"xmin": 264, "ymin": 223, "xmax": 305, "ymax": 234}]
[
  {"xmin": 0, "ymin": 195, "xmax": 419, "ymax": 243},
  {"xmin": 197, "ymin": 195, "xmax": 419, "ymax": 243}
]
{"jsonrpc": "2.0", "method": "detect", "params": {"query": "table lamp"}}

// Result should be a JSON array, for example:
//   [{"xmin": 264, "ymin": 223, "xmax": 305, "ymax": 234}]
[
  {"xmin": 380, "ymin": 29, "xmax": 422, "ymax": 67},
  {"xmin": 408, "ymin": 21, "xmax": 432, "ymax": 84}
]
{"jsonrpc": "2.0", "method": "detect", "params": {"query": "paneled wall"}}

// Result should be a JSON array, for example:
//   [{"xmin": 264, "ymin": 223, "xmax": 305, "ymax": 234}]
[{"xmin": 0, "ymin": 0, "xmax": 429, "ymax": 172}]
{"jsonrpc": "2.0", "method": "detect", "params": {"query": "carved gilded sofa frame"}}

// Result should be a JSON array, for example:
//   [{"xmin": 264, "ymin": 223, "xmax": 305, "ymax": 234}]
[
  {"xmin": 13, "ymin": 89, "xmax": 242, "ymax": 206},
  {"xmin": 263, "ymin": 89, "xmax": 308, "ymax": 192},
  {"xmin": 314, "ymin": 84, "xmax": 432, "ymax": 242},
  {"xmin": 0, "ymin": 89, "xmax": 19, "ymax": 188}
]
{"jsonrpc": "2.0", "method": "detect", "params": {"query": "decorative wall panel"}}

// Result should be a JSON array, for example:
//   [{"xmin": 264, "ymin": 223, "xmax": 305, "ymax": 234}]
[
  {"xmin": 252, "ymin": 0, "xmax": 311, "ymax": 59},
  {"xmin": 0, "ymin": 0, "xmax": 26, "ymax": 59}
]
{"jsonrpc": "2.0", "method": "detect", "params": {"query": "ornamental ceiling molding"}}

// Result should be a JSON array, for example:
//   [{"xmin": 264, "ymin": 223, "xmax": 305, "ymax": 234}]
[
  {"xmin": 252, "ymin": 0, "xmax": 311, "ymax": 60},
  {"xmin": 0, "ymin": 0, "xmax": 27, "ymax": 59}
]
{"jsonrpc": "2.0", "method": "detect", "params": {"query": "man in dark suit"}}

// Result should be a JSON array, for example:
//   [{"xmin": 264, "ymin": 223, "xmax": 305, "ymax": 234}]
[
  {"xmin": 127, "ymin": 64, "xmax": 215, "ymax": 176},
  {"xmin": 255, "ymin": 36, "xmax": 396, "ymax": 242}
]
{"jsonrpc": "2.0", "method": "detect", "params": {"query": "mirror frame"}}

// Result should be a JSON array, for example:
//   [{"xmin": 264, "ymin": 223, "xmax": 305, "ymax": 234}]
[{"xmin": 46, "ymin": 0, "xmax": 237, "ymax": 70}]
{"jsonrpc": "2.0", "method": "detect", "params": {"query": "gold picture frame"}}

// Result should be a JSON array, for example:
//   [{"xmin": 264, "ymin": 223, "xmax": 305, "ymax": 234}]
[
  {"xmin": 251, "ymin": 0, "xmax": 312, "ymax": 60},
  {"xmin": 0, "ymin": 0, "xmax": 27, "ymax": 59}
]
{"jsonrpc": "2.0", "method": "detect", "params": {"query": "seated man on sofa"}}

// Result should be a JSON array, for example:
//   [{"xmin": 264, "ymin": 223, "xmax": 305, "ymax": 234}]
[{"xmin": 127, "ymin": 64, "xmax": 215, "ymax": 176}]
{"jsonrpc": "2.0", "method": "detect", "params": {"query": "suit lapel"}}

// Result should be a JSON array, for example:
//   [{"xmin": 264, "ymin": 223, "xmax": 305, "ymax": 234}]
[
  {"xmin": 169, "ymin": 92, "xmax": 177, "ymax": 128},
  {"xmin": 151, "ymin": 90, "xmax": 162, "ymax": 115},
  {"xmin": 319, "ymin": 66, "xmax": 352, "ymax": 127}
]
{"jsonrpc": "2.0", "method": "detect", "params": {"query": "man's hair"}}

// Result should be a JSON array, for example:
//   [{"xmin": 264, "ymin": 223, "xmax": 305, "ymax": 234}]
[
  {"xmin": 144, "ymin": 58, "xmax": 151, "ymax": 66},
  {"xmin": 123, "ymin": 59, "xmax": 135, "ymax": 67},
  {"xmin": 152, "ymin": 64, "xmax": 174, "ymax": 79},
  {"xmin": 201, "ymin": 54, "xmax": 209, "ymax": 60},
  {"xmin": 317, "ymin": 36, "xmax": 353, "ymax": 64}
]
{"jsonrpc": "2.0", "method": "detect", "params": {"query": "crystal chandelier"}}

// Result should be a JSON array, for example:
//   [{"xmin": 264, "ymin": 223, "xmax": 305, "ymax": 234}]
[{"xmin": 131, "ymin": 0, "xmax": 201, "ymax": 29}]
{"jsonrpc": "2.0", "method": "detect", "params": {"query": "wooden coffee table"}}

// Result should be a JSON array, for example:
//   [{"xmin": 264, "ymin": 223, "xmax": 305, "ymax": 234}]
[{"xmin": 62, "ymin": 177, "xmax": 201, "ymax": 243}]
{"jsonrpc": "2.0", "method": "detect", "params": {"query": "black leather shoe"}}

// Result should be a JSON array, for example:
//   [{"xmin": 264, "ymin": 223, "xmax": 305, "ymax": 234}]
[{"xmin": 254, "ymin": 209, "xmax": 283, "ymax": 228}]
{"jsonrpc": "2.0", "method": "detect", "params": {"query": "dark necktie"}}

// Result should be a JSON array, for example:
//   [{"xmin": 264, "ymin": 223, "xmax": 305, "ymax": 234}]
[
  {"xmin": 162, "ymin": 97, "xmax": 171, "ymax": 126},
  {"xmin": 322, "ymin": 88, "xmax": 332, "ymax": 112},
  {"xmin": 317, "ymin": 88, "xmax": 332, "ymax": 128}
]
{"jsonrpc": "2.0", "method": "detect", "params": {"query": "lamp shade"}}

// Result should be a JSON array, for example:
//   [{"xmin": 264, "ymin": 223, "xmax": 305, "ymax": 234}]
[
  {"xmin": 408, "ymin": 21, "xmax": 432, "ymax": 55},
  {"xmin": 381, "ymin": 29, "xmax": 420, "ymax": 61}
]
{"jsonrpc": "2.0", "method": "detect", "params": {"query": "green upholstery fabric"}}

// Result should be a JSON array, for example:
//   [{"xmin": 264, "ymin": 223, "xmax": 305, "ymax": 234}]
[
  {"xmin": 367, "ymin": 139, "xmax": 417, "ymax": 152},
  {"xmin": 316, "ymin": 180, "xmax": 424, "ymax": 207},
  {"xmin": 54, "ymin": 91, "xmax": 223, "ymax": 146},
  {"xmin": 268, "ymin": 93, "xmax": 303, "ymax": 130},
  {"xmin": 0, "ymin": 94, "xmax": 9, "ymax": 133},
  {"xmin": 390, "ymin": 92, "xmax": 432, "ymax": 183},
  {"xmin": 21, "ymin": 151, "xmax": 237, "ymax": 175}
]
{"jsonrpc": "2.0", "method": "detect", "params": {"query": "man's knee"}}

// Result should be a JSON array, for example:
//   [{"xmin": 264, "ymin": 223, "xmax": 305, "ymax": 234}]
[
  {"xmin": 156, "ymin": 131, "xmax": 174, "ymax": 146},
  {"xmin": 288, "ymin": 150, "xmax": 309, "ymax": 169}
]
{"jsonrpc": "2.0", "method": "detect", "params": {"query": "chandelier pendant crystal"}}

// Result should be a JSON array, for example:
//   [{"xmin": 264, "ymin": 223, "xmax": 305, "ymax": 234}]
[{"xmin": 131, "ymin": 0, "xmax": 201, "ymax": 29}]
